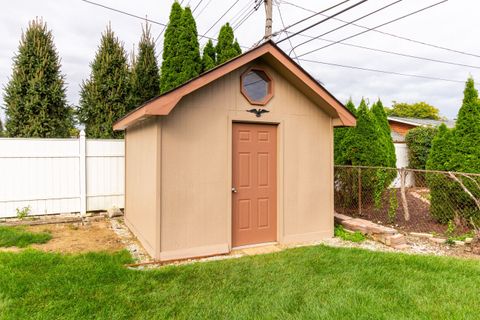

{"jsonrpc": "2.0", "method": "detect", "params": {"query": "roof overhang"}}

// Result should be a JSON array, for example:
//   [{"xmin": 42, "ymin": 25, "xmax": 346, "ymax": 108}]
[
  {"xmin": 387, "ymin": 117, "xmax": 421, "ymax": 127},
  {"xmin": 114, "ymin": 41, "xmax": 356, "ymax": 130}
]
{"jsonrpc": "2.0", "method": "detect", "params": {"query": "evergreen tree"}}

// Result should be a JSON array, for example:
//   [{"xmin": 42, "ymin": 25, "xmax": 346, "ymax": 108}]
[
  {"xmin": 426, "ymin": 78, "xmax": 480, "ymax": 223},
  {"xmin": 336, "ymin": 99, "xmax": 395, "ymax": 208},
  {"xmin": 160, "ymin": 4, "xmax": 202, "ymax": 93},
  {"xmin": 340, "ymin": 99, "xmax": 384, "ymax": 166},
  {"xmin": 426, "ymin": 123, "xmax": 456, "ymax": 222},
  {"xmin": 160, "ymin": 2, "xmax": 183, "ymax": 93},
  {"xmin": 177, "ymin": 7, "xmax": 201, "ymax": 80},
  {"xmin": 131, "ymin": 23, "xmax": 160, "ymax": 107},
  {"xmin": 201, "ymin": 39, "xmax": 216, "ymax": 72},
  {"xmin": 449, "ymin": 77, "xmax": 480, "ymax": 173},
  {"xmin": 334, "ymin": 99, "xmax": 356, "ymax": 164},
  {"xmin": 78, "ymin": 25, "xmax": 130, "ymax": 138},
  {"xmin": 215, "ymin": 23, "xmax": 242, "ymax": 65},
  {"xmin": 426, "ymin": 124, "xmax": 454, "ymax": 171},
  {"xmin": 3, "ymin": 19, "xmax": 73, "ymax": 137},
  {"xmin": 371, "ymin": 99, "xmax": 396, "ymax": 167}
]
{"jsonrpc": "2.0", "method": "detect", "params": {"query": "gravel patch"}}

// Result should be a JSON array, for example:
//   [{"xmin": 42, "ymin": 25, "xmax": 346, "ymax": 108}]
[{"xmin": 109, "ymin": 218, "xmax": 151, "ymax": 263}]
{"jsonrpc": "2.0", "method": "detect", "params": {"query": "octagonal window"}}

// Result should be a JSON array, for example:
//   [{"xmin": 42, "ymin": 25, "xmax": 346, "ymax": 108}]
[{"xmin": 241, "ymin": 68, "xmax": 273, "ymax": 105}]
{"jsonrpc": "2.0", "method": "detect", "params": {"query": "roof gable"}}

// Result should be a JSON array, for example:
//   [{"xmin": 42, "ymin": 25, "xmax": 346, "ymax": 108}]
[{"xmin": 114, "ymin": 41, "xmax": 356, "ymax": 130}]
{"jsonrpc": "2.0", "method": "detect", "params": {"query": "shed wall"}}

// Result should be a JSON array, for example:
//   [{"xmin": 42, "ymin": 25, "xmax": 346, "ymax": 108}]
[
  {"xmin": 125, "ymin": 118, "xmax": 161, "ymax": 258},
  {"xmin": 159, "ymin": 59, "xmax": 333, "ymax": 260}
]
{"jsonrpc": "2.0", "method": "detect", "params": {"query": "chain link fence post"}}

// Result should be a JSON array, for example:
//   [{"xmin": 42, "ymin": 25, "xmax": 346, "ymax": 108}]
[{"xmin": 358, "ymin": 167, "xmax": 362, "ymax": 216}]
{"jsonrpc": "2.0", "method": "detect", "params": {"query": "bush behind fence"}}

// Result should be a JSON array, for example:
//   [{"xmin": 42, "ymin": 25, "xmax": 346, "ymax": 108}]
[{"xmin": 334, "ymin": 165, "xmax": 480, "ymax": 236}]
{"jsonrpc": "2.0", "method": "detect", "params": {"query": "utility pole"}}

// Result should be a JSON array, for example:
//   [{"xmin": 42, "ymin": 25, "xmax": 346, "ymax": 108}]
[{"xmin": 264, "ymin": 0, "xmax": 273, "ymax": 40}]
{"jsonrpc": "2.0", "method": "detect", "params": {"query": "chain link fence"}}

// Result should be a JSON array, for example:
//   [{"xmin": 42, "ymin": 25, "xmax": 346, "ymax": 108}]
[{"xmin": 334, "ymin": 165, "xmax": 480, "ymax": 237}]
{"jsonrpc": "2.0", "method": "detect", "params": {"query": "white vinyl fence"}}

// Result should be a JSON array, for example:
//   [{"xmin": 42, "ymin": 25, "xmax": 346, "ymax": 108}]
[
  {"xmin": 0, "ymin": 132, "xmax": 124, "ymax": 218},
  {"xmin": 392, "ymin": 142, "xmax": 414, "ymax": 187}
]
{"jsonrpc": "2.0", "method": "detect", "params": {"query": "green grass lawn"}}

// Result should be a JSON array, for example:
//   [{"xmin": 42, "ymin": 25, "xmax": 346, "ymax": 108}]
[
  {"xmin": 0, "ymin": 226, "xmax": 51, "ymax": 248},
  {"xmin": 0, "ymin": 246, "xmax": 479, "ymax": 319}
]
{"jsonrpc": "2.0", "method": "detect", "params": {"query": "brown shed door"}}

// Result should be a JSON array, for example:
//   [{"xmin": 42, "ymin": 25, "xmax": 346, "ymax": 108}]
[{"xmin": 232, "ymin": 123, "xmax": 277, "ymax": 247}]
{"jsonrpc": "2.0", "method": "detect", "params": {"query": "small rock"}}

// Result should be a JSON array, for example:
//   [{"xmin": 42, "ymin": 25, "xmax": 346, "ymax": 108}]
[
  {"xmin": 410, "ymin": 232, "xmax": 433, "ymax": 239},
  {"xmin": 386, "ymin": 234, "xmax": 406, "ymax": 246},
  {"xmin": 334, "ymin": 213, "xmax": 353, "ymax": 222},
  {"xmin": 429, "ymin": 237, "xmax": 446, "ymax": 244},
  {"xmin": 393, "ymin": 244, "xmax": 410, "ymax": 250},
  {"xmin": 465, "ymin": 238, "xmax": 473, "ymax": 244},
  {"xmin": 453, "ymin": 240, "xmax": 465, "ymax": 246},
  {"xmin": 107, "ymin": 206, "xmax": 123, "ymax": 218}
]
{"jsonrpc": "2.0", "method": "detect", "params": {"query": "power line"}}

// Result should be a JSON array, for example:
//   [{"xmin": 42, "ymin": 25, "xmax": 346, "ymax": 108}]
[
  {"xmin": 231, "ymin": 0, "xmax": 256, "ymax": 26},
  {"xmin": 282, "ymin": 0, "xmax": 480, "ymax": 59},
  {"xmin": 78, "ymin": 0, "xmax": 250, "ymax": 61},
  {"xmin": 80, "ymin": 0, "xmax": 167, "ymax": 27},
  {"xmin": 297, "ymin": 0, "xmax": 448, "ymax": 58},
  {"xmin": 298, "ymin": 58, "xmax": 464, "ymax": 83},
  {"xmin": 233, "ymin": 7, "xmax": 258, "ymax": 31},
  {"xmin": 285, "ymin": 31, "xmax": 480, "ymax": 70},
  {"xmin": 192, "ymin": 0, "xmax": 205, "ymax": 13},
  {"xmin": 271, "ymin": 0, "xmax": 351, "ymax": 38},
  {"xmin": 199, "ymin": 0, "xmax": 242, "ymax": 40},
  {"xmin": 276, "ymin": 4, "xmax": 298, "ymax": 61},
  {"xmin": 277, "ymin": 0, "xmax": 367, "ymax": 45},
  {"xmin": 287, "ymin": 0, "xmax": 403, "ymax": 55},
  {"xmin": 233, "ymin": 0, "xmax": 263, "ymax": 31},
  {"xmin": 194, "ymin": 0, "xmax": 214, "ymax": 17}
]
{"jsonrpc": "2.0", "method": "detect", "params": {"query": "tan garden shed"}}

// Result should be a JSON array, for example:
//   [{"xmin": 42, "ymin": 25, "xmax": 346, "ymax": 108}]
[{"xmin": 113, "ymin": 41, "xmax": 356, "ymax": 261}]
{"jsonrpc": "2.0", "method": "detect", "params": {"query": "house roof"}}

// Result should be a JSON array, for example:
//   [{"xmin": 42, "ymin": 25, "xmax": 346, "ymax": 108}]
[
  {"xmin": 388, "ymin": 116, "xmax": 455, "ymax": 128},
  {"xmin": 113, "ymin": 41, "xmax": 356, "ymax": 130}
]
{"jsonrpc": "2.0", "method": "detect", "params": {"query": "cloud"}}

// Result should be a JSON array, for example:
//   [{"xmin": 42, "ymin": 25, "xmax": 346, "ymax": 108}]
[{"xmin": 1, "ymin": 0, "xmax": 479, "ymax": 121}]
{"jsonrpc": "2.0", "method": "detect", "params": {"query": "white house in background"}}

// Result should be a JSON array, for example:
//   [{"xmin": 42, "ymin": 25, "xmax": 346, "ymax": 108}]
[{"xmin": 388, "ymin": 116, "xmax": 455, "ymax": 187}]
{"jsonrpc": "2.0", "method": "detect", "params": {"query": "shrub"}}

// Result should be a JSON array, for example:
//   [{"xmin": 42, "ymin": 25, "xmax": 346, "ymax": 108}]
[
  {"xmin": 334, "ymin": 225, "xmax": 366, "ymax": 242},
  {"xmin": 405, "ymin": 126, "xmax": 438, "ymax": 170}
]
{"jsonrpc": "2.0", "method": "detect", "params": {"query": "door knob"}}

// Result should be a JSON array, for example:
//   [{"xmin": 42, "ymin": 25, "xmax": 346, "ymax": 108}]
[{"xmin": 231, "ymin": 187, "xmax": 238, "ymax": 193}]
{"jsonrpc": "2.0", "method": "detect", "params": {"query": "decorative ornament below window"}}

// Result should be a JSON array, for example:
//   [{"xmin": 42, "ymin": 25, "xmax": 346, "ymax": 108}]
[{"xmin": 241, "ymin": 68, "xmax": 273, "ymax": 105}]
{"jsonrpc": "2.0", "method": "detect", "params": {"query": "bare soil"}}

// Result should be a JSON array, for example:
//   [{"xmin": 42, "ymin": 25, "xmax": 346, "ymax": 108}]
[
  {"xmin": 26, "ymin": 219, "xmax": 125, "ymax": 254},
  {"xmin": 336, "ymin": 188, "xmax": 470, "ymax": 236}
]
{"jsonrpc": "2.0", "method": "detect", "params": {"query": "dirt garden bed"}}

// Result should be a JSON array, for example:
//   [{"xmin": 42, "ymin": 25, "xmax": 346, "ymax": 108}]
[
  {"xmin": 0, "ymin": 215, "xmax": 150, "ymax": 261},
  {"xmin": 336, "ymin": 187, "xmax": 471, "ymax": 236},
  {"xmin": 26, "ymin": 220, "xmax": 125, "ymax": 254}
]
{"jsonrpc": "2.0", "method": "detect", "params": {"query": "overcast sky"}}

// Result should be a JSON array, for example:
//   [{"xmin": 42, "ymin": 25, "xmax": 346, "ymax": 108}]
[{"xmin": 1, "ymin": 0, "xmax": 479, "ymax": 121}]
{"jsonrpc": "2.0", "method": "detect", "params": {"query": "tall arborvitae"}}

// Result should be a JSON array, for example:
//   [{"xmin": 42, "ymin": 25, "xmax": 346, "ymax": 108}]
[
  {"xmin": 341, "ymin": 99, "xmax": 384, "ymax": 166},
  {"xmin": 449, "ymin": 77, "xmax": 480, "ymax": 172},
  {"xmin": 426, "ymin": 78, "xmax": 480, "ymax": 223},
  {"xmin": 177, "ymin": 7, "xmax": 201, "ymax": 81},
  {"xmin": 426, "ymin": 123, "xmax": 455, "ymax": 222},
  {"xmin": 4, "ymin": 19, "xmax": 73, "ymax": 137},
  {"xmin": 78, "ymin": 25, "xmax": 130, "ymax": 138},
  {"xmin": 334, "ymin": 99, "xmax": 356, "ymax": 164},
  {"xmin": 215, "ymin": 23, "xmax": 242, "ymax": 65},
  {"xmin": 131, "ymin": 23, "xmax": 160, "ymax": 107},
  {"xmin": 160, "ymin": 2, "xmax": 183, "ymax": 93},
  {"xmin": 160, "ymin": 4, "xmax": 201, "ymax": 93},
  {"xmin": 201, "ymin": 39, "xmax": 216, "ymax": 72},
  {"xmin": 372, "ymin": 99, "xmax": 396, "ymax": 167}
]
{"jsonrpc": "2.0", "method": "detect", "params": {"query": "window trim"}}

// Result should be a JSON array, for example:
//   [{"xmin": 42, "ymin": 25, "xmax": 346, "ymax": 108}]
[{"xmin": 240, "ymin": 67, "xmax": 274, "ymax": 106}]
